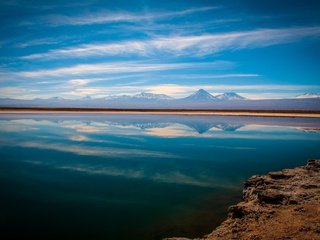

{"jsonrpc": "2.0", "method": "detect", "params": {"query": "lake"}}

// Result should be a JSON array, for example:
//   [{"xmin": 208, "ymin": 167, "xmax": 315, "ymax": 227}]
[{"xmin": 0, "ymin": 114, "xmax": 319, "ymax": 240}]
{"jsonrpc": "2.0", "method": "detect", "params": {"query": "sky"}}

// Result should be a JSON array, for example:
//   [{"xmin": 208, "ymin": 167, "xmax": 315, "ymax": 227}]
[{"xmin": 0, "ymin": 0, "xmax": 320, "ymax": 99}]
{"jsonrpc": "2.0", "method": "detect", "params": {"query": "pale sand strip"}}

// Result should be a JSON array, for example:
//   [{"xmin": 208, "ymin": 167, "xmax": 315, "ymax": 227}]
[{"xmin": 0, "ymin": 110, "xmax": 320, "ymax": 118}]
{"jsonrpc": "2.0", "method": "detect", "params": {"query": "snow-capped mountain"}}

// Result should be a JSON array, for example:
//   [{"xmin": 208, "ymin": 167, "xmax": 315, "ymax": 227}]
[
  {"xmin": 295, "ymin": 93, "xmax": 320, "ymax": 99},
  {"xmin": 215, "ymin": 92, "xmax": 246, "ymax": 100},
  {"xmin": 105, "ymin": 92, "xmax": 172, "ymax": 101},
  {"xmin": 132, "ymin": 92, "xmax": 173, "ymax": 100},
  {"xmin": 183, "ymin": 89, "xmax": 216, "ymax": 101},
  {"xmin": 104, "ymin": 94, "xmax": 131, "ymax": 100}
]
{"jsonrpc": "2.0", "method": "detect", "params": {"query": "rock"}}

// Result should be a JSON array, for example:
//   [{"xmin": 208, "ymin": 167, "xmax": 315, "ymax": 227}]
[
  {"xmin": 305, "ymin": 159, "xmax": 320, "ymax": 170},
  {"xmin": 301, "ymin": 183, "xmax": 318, "ymax": 189},
  {"xmin": 288, "ymin": 198, "xmax": 299, "ymax": 205},
  {"xmin": 164, "ymin": 160, "xmax": 320, "ymax": 240},
  {"xmin": 268, "ymin": 171, "xmax": 293, "ymax": 179},
  {"xmin": 294, "ymin": 207, "xmax": 306, "ymax": 212},
  {"xmin": 228, "ymin": 205, "xmax": 247, "ymax": 219},
  {"xmin": 258, "ymin": 189, "xmax": 287, "ymax": 204}
]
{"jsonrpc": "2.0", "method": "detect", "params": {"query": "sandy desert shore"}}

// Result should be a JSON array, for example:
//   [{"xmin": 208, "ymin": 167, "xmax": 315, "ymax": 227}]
[{"xmin": 0, "ymin": 108, "xmax": 320, "ymax": 118}]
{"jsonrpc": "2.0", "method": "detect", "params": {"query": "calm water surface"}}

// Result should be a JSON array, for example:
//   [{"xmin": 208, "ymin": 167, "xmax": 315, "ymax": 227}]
[{"xmin": 0, "ymin": 114, "xmax": 320, "ymax": 240}]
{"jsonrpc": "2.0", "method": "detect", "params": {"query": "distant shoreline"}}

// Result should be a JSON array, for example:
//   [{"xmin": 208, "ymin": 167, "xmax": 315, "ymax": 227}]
[{"xmin": 1, "ymin": 107, "xmax": 320, "ymax": 118}]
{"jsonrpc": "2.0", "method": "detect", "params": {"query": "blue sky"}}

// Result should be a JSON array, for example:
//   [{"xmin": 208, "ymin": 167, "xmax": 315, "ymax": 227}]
[{"xmin": 0, "ymin": 0, "xmax": 320, "ymax": 99}]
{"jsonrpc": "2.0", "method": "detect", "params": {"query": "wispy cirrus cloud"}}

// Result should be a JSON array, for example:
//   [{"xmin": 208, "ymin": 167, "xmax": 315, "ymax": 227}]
[
  {"xmin": 25, "ymin": 141, "xmax": 175, "ymax": 158},
  {"xmin": 13, "ymin": 36, "xmax": 72, "ymax": 48},
  {"xmin": 0, "ymin": 138, "xmax": 177, "ymax": 158},
  {"xmin": 112, "ymin": 18, "xmax": 241, "ymax": 36},
  {"xmin": 161, "ymin": 73, "xmax": 260, "ymax": 79},
  {"xmin": 0, "ymin": 0, "xmax": 97, "ymax": 10},
  {"xmin": 63, "ymin": 74, "xmax": 259, "ymax": 87},
  {"xmin": 22, "ymin": 27, "xmax": 320, "ymax": 60},
  {"xmin": 0, "ymin": 87, "xmax": 39, "ymax": 97},
  {"xmin": 18, "ymin": 61, "xmax": 230, "ymax": 78},
  {"xmin": 14, "ymin": 38, "xmax": 62, "ymax": 48},
  {"xmin": 43, "ymin": 7, "xmax": 217, "ymax": 26}
]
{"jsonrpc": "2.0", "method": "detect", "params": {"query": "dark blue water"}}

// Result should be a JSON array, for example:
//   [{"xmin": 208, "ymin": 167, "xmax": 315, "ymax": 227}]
[{"xmin": 0, "ymin": 114, "xmax": 319, "ymax": 240}]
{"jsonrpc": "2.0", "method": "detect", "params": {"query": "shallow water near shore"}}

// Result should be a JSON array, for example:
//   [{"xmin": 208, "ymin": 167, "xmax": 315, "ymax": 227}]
[{"xmin": 0, "ymin": 114, "xmax": 320, "ymax": 240}]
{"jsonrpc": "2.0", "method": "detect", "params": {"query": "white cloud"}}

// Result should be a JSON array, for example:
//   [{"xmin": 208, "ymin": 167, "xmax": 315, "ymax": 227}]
[
  {"xmin": 160, "ymin": 73, "xmax": 260, "ymax": 79},
  {"xmin": 67, "ymin": 79, "xmax": 90, "ymax": 86},
  {"xmin": 63, "ymin": 74, "xmax": 149, "ymax": 85},
  {"xmin": 13, "ymin": 38, "xmax": 62, "ymax": 48},
  {"xmin": 18, "ymin": 61, "xmax": 229, "ymax": 78},
  {"xmin": 69, "ymin": 135, "xmax": 91, "ymax": 141},
  {"xmin": 54, "ymin": 164, "xmax": 220, "ymax": 187},
  {"xmin": 12, "ymin": 140, "xmax": 177, "ymax": 158},
  {"xmin": 144, "ymin": 124, "xmax": 198, "ymax": 138},
  {"xmin": 113, "ymin": 18, "xmax": 241, "ymax": 36},
  {"xmin": 0, "ymin": 87, "xmax": 39, "ymax": 98},
  {"xmin": 44, "ymin": 7, "xmax": 217, "ymax": 26},
  {"xmin": 22, "ymin": 27, "xmax": 320, "ymax": 60}
]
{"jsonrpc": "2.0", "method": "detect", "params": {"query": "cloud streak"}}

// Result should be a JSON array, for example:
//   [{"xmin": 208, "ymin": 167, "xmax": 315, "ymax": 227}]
[
  {"xmin": 43, "ymin": 7, "xmax": 217, "ymax": 26},
  {"xmin": 3, "ymin": 140, "xmax": 178, "ymax": 159},
  {"xmin": 18, "ymin": 61, "xmax": 229, "ymax": 78},
  {"xmin": 22, "ymin": 27, "xmax": 320, "ymax": 60},
  {"xmin": 13, "ymin": 38, "xmax": 63, "ymax": 48}
]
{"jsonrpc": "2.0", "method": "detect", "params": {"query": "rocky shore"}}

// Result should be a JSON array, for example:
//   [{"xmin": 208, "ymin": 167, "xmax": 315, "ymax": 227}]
[{"xmin": 165, "ymin": 160, "xmax": 320, "ymax": 240}]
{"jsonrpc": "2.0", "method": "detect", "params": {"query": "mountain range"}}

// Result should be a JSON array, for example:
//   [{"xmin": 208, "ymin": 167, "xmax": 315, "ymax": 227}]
[
  {"xmin": 1, "ymin": 89, "xmax": 320, "ymax": 110},
  {"xmin": 105, "ymin": 92, "xmax": 173, "ymax": 101},
  {"xmin": 103, "ymin": 89, "xmax": 246, "ymax": 101},
  {"xmin": 295, "ymin": 93, "xmax": 320, "ymax": 99}
]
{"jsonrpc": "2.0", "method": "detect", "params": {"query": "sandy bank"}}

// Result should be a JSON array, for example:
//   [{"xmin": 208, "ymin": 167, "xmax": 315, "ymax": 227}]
[
  {"xmin": 165, "ymin": 160, "xmax": 320, "ymax": 240},
  {"xmin": 1, "ymin": 108, "xmax": 320, "ymax": 118}
]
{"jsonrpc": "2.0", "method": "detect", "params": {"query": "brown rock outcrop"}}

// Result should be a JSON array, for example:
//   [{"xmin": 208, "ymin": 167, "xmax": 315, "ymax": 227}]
[{"xmin": 165, "ymin": 160, "xmax": 320, "ymax": 240}]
